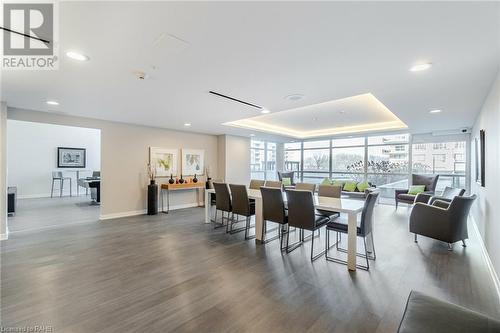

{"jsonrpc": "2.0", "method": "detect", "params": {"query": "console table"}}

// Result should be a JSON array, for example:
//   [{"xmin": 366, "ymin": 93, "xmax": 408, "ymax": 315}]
[{"xmin": 160, "ymin": 182, "xmax": 205, "ymax": 213}]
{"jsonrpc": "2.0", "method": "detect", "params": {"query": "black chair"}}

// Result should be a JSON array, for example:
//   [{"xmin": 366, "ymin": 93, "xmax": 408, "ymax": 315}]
[
  {"xmin": 229, "ymin": 184, "xmax": 255, "ymax": 238},
  {"xmin": 260, "ymin": 187, "xmax": 288, "ymax": 250},
  {"xmin": 395, "ymin": 174, "xmax": 439, "ymax": 208},
  {"xmin": 325, "ymin": 192, "xmax": 379, "ymax": 270},
  {"xmin": 277, "ymin": 171, "xmax": 296, "ymax": 189},
  {"xmin": 285, "ymin": 189, "xmax": 330, "ymax": 261},
  {"xmin": 410, "ymin": 194, "xmax": 477, "ymax": 250},
  {"xmin": 213, "ymin": 182, "xmax": 232, "ymax": 230}
]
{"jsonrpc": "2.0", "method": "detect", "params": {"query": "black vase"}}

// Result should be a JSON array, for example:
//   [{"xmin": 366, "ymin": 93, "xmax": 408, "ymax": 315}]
[
  {"xmin": 168, "ymin": 174, "xmax": 174, "ymax": 184},
  {"xmin": 147, "ymin": 183, "xmax": 158, "ymax": 215},
  {"xmin": 179, "ymin": 174, "xmax": 184, "ymax": 184},
  {"xmin": 193, "ymin": 174, "xmax": 198, "ymax": 183},
  {"xmin": 206, "ymin": 177, "xmax": 212, "ymax": 189}
]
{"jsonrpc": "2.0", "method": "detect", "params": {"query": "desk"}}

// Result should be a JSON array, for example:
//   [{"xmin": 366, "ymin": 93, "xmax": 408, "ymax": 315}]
[
  {"xmin": 161, "ymin": 182, "xmax": 205, "ymax": 213},
  {"xmin": 204, "ymin": 188, "xmax": 365, "ymax": 271}
]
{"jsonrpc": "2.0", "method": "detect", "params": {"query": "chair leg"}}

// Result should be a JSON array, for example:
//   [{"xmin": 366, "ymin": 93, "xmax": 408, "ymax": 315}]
[
  {"xmin": 447, "ymin": 243, "xmax": 453, "ymax": 251},
  {"xmin": 51, "ymin": 179, "xmax": 55, "ymax": 198},
  {"xmin": 371, "ymin": 233, "xmax": 377, "ymax": 260},
  {"xmin": 414, "ymin": 234, "xmax": 418, "ymax": 243},
  {"xmin": 363, "ymin": 237, "xmax": 370, "ymax": 270},
  {"xmin": 60, "ymin": 178, "xmax": 63, "ymax": 197},
  {"xmin": 462, "ymin": 240, "xmax": 467, "ymax": 247},
  {"xmin": 69, "ymin": 179, "xmax": 72, "ymax": 197}
]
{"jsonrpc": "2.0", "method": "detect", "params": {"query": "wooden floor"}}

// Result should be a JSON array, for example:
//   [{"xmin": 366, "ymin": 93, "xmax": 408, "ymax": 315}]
[
  {"xmin": 1, "ymin": 204, "xmax": 499, "ymax": 332},
  {"xmin": 7, "ymin": 196, "xmax": 99, "ymax": 232}
]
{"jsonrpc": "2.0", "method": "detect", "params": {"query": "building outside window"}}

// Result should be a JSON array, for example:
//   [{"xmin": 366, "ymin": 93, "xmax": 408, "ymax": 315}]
[{"xmin": 251, "ymin": 139, "xmax": 277, "ymax": 180}]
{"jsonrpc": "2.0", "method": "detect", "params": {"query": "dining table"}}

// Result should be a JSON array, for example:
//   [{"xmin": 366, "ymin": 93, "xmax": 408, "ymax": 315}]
[{"xmin": 204, "ymin": 188, "xmax": 366, "ymax": 271}]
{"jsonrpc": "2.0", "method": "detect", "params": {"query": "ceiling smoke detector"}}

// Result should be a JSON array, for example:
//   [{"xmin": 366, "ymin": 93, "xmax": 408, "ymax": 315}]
[{"xmin": 285, "ymin": 94, "xmax": 304, "ymax": 102}]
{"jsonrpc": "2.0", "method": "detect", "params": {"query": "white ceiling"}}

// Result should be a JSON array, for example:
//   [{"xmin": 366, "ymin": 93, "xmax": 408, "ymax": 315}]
[
  {"xmin": 224, "ymin": 93, "xmax": 407, "ymax": 138},
  {"xmin": 2, "ymin": 1, "xmax": 499, "ymax": 141}
]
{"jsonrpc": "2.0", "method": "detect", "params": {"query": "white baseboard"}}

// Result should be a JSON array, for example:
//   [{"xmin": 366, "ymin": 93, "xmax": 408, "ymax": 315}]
[
  {"xmin": 99, "ymin": 202, "xmax": 201, "ymax": 220},
  {"xmin": 471, "ymin": 215, "xmax": 500, "ymax": 301},
  {"xmin": 18, "ymin": 193, "xmax": 74, "ymax": 199}
]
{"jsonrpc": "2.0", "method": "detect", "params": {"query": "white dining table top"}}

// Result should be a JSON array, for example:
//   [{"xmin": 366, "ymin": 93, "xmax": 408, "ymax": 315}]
[{"xmin": 206, "ymin": 188, "xmax": 365, "ymax": 214}]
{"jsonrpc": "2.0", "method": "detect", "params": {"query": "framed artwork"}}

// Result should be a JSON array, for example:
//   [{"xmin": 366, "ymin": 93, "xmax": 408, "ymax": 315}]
[
  {"xmin": 57, "ymin": 147, "xmax": 86, "ymax": 168},
  {"xmin": 475, "ymin": 130, "xmax": 485, "ymax": 187},
  {"xmin": 149, "ymin": 147, "xmax": 178, "ymax": 177},
  {"xmin": 182, "ymin": 149, "xmax": 205, "ymax": 176}
]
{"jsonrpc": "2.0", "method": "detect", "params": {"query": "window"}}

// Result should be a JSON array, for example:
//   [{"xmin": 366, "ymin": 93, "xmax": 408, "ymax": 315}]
[
  {"xmin": 251, "ymin": 140, "xmax": 276, "ymax": 180},
  {"xmin": 332, "ymin": 147, "xmax": 364, "ymax": 172}
]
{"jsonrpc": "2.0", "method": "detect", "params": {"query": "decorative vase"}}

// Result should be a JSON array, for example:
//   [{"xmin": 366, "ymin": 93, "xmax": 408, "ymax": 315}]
[
  {"xmin": 147, "ymin": 183, "xmax": 158, "ymax": 215},
  {"xmin": 168, "ymin": 174, "xmax": 174, "ymax": 184},
  {"xmin": 179, "ymin": 174, "xmax": 184, "ymax": 184},
  {"xmin": 150, "ymin": 179, "xmax": 155, "ymax": 185},
  {"xmin": 193, "ymin": 174, "xmax": 198, "ymax": 183},
  {"xmin": 206, "ymin": 177, "xmax": 212, "ymax": 189}
]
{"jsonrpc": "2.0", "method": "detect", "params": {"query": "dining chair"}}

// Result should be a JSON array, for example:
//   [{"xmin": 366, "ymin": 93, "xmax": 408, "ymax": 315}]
[
  {"xmin": 325, "ymin": 192, "xmax": 379, "ymax": 270},
  {"xmin": 264, "ymin": 180, "xmax": 282, "ymax": 189},
  {"xmin": 295, "ymin": 182, "xmax": 316, "ymax": 192},
  {"xmin": 229, "ymin": 184, "xmax": 256, "ymax": 238},
  {"xmin": 260, "ymin": 187, "xmax": 288, "ymax": 250},
  {"xmin": 317, "ymin": 185, "xmax": 342, "ymax": 219},
  {"xmin": 51, "ymin": 171, "xmax": 72, "ymax": 198},
  {"xmin": 249, "ymin": 179, "xmax": 265, "ymax": 190},
  {"xmin": 285, "ymin": 189, "xmax": 330, "ymax": 261},
  {"xmin": 213, "ymin": 182, "xmax": 232, "ymax": 230}
]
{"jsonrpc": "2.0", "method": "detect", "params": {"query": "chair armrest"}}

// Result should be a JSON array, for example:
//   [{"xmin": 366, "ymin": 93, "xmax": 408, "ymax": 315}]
[
  {"xmin": 415, "ymin": 193, "xmax": 432, "ymax": 204},
  {"xmin": 395, "ymin": 188, "xmax": 409, "ymax": 195},
  {"xmin": 429, "ymin": 196, "xmax": 452, "ymax": 205},
  {"xmin": 432, "ymin": 199, "xmax": 450, "ymax": 209}
]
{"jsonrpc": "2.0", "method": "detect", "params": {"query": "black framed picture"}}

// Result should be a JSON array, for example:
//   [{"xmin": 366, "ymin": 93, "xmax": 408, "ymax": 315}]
[
  {"xmin": 57, "ymin": 147, "xmax": 86, "ymax": 168},
  {"xmin": 475, "ymin": 130, "xmax": 485, "ymax": 187}
]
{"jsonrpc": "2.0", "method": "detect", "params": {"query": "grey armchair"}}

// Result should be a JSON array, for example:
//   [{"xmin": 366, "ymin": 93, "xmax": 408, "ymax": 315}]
[
  {"xmin": 395, "ymin": 174, "xmax": 439, "ymax": 208},
  {"xmin": 277, "ymin": 171, "xmax": 296, "ymax": 189},
  {"xmin": 409, "ymin": 194, "xmax": 477, "ymax": 250}
]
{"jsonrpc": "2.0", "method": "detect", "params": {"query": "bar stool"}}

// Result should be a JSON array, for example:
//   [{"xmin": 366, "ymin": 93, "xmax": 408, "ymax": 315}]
[{"xmin": 51, "ymin": 171, "xmax": 72, "ymax": 198}]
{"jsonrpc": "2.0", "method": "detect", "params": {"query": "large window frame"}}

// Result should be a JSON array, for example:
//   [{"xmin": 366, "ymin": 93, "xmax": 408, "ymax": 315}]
[{"xmin": 282, "ymin": 133, "xmax": 470, "ymax": 195}]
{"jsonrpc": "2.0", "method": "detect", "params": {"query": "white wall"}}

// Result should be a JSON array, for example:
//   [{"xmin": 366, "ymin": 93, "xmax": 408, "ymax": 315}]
[
  {"xmin": 471, "ymin": 70, "xmax": 500, "ymax": 282},
  {"xmin": 7, "ymin": 108, "xmax": 219, "ymax": 219},
  {"xmin": 0, "ymin": 102, "xmax": 7, "ymax": 239},
  {"xmin": 218, "ymin": 134, "xmax": 250, "ymax": 185},
  {"xmin": 7, "ymin": 120, "xmax": 101, "ymax": 198}
]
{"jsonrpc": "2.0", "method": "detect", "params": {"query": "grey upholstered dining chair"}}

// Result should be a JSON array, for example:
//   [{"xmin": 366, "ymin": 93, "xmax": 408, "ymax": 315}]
[
  {"xmin": 213, "ymin": 183, "xmax": 232, "ymax": 230},
  {"xmin": 51, "ymin": 171, "xmax": 72, "ymax": 198},
  {"xmin": 249, "ymin": 179, "xmax": 265, "ymax": 190},
  {"xmin": 277, "ymin": 171, "xmax": 296, "ymax": 189},
  {"xmin": 325, "ymin": 192, "xmax": 380, "ymax": 270},
  {"xmin": 395, "ymin": 174, "xmax": 439, "ymax": 208},
  {"xmin": 295, "ymin": 183, "xmax": 316, "ymax": 192},
  {"xmin": 260, "ymin": 187, "xmax": 288, "ymax": 249},
  {"xmin": 229, "ymin": 184, "xmax": 255, "ymax": 238},
  {"xmin": 285, "ymin": 189, "xmax": 330, "ymax": 261},
  {"xmin": 317, "ymin": 185, "xmax": 342, "ymax": 219},
  {"xmin": 410, "ymin": 194, "xmax": 477, "ymax": 250},
  {"xmin": 264, "ymin": 180, "xmax": 282, "ymax": 189}
]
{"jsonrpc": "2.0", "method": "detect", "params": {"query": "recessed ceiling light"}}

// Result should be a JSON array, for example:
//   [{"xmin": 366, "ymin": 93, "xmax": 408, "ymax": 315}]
[
  {"xmin": 429, "ymin": 109, "xmax": 442, "ymax": 114},
  {"xmin": 261, "ymin": 108, "xmax": 270, "ymax": 114},
  {"xmin": 184, "ymin": 123, "xmax": 191, "ymax": 127},
  {"xmin": 409, "ymin": 62, "xmax": 432, "ymax": 72},
  {"xmin": 66, "ymin": 51, "xmax": 89, "ymax": 61},
  {"xmin": 285, "ymin": 94, "xmax": 304, "ymax": 102},
  {"xmin": 46, "ymin": 100, "xmax": 59, "ymax": 105}
]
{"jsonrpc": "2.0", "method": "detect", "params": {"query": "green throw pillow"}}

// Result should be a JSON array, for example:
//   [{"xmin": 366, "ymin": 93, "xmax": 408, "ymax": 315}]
[
  {"xmin": 332, "ymin": 180, "xmax": 344, "ymax": 187},
  {"xmin": 408, "ymin": 185, "xmax": 426, "ymax": 195},
  {"xmin": 357, "ymin": 181, "xmax": 370, "ymax": 192},
  {"xmin": 343, "ymin": 181, "xmax": 357, "ymax": 192},
  {"xmin": 282, "ymin": 177, "xmax": 291, "ymax": 186},
  {"xmin": 321, "ymin": 177, "xmax": 331, "ymax": 185}
]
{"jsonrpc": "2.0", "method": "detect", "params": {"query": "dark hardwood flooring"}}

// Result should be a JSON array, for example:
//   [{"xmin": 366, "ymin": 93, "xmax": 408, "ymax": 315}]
[{"xmin": 1, "ymin": 205, "xmax": 499, "ymax": 332}]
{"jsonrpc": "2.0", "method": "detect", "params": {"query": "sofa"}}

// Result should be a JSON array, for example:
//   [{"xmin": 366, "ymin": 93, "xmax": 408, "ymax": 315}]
[
  {"xmin": 398, "ymin": 290, "xmax": 500, "ymax": 333},
  {"xmin": 321, "ymin": 178, "xmax": 376, "ymax": 199},
  {"xmin": 395, "ymin": 174, "xmax": 439, "ymax": 208}
]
